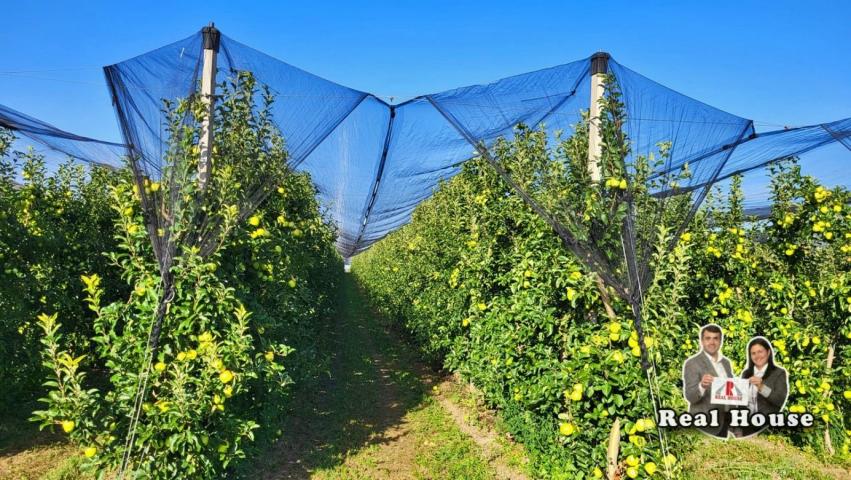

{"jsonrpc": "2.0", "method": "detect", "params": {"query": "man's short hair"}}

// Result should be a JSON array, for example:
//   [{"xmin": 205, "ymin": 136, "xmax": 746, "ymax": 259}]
[{"xmin": 701, "ymin": 324, "xmax": 723, "ymax": 340}]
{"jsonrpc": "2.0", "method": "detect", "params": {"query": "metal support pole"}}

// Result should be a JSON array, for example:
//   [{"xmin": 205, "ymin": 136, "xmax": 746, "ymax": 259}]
[
  {"xmin": 588, "ymin": 52, "xmax": 609, "ymax": 184},
  {"xmin": 198, "ymin": 23, "xmax": 220, "ymax": 190}
]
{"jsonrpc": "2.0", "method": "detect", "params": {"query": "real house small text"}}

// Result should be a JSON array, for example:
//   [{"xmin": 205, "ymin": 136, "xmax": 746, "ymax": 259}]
[{"xmin": 657, "ymin": 408, "xmax": 814, "ymax": 428}]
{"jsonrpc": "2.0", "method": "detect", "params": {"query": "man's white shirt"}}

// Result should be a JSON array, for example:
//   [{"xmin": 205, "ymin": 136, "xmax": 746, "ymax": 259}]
[{"xmin": 698, "ymin": 351, "xmax": 729, "ymax": 397}]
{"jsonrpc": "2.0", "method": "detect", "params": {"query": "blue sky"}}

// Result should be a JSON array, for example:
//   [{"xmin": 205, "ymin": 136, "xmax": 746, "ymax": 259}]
[{"xmin": 1, "ymin": 0, "xmax": 849, "ymax": 143}]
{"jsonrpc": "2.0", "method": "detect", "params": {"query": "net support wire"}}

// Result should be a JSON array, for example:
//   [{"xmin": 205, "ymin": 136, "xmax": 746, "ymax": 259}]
[
  {"xmin": 621, "ymin": 229, "xmax": 674, "ymax": 479},
  {"xmin": 117, "ymin": 21, "xmax": 219, "ymax": 477},
  {"xmin": 117, "ymin": 278, "xmax": 176, "ymax": 478}
]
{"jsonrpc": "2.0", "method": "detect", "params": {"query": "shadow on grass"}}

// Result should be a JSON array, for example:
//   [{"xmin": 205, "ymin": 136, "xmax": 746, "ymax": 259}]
[
  {"xmin": 1, "ymin": 367, "xmax": 116, "ymax": 461},
  {"xmin": 0, "ymin": 400, "xmax": 66, "ymax": 459},
  {"xmin": 243, "ymin": 275, "xmax": 439, "ymax": 479}
]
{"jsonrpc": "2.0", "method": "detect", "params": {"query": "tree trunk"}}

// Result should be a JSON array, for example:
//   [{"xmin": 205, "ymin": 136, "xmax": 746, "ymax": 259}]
[{"xmin": 595, "ymin": 275, "xmax": 617, "ymax": 321}]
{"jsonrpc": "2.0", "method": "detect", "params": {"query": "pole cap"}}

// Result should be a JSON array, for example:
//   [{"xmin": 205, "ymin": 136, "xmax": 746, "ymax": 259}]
[
  {"xmin": 591, "ymin": 51, "xmax": 610, "ymax": 75},
  {"xmin": 202, "ymin": 23, "xmax": 221, "ymax": 52}
]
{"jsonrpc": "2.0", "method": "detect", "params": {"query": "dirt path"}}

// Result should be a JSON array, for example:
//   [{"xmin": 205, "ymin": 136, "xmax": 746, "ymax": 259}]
[{"xmin": 250, "ymin": 275, "xmax": 528, "ymax": 480}]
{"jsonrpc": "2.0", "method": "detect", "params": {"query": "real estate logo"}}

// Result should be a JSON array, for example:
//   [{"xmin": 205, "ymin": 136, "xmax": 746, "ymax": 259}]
[{"xmin": 711, "ymin": 378, "xmax": 749, "ymax": 406}]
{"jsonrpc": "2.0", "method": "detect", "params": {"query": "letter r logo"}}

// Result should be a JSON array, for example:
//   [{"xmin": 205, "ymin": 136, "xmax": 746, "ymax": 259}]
[{"xmin": 725, "ymin": 380, "xmax": 734, "ymax": 396}]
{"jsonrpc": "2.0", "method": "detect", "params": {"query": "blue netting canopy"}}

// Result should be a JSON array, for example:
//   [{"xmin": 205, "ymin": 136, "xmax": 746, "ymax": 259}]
[
  {"xmin": 101, "ymin": 30, "xmax": 850, "ymax": 256},
  {"xmin": 0, "ymin": 103, "xmax": 125, "ymax": 175},
  {"xmin": 3, "ymin": 27, "xmax": 849, "ymax": 256}
]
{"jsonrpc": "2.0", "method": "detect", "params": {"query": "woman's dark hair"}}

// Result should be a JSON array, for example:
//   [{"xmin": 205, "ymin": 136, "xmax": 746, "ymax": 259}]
[{"xmin": 742, "ymin": 337, "xmax": 777, "ymax": 380}]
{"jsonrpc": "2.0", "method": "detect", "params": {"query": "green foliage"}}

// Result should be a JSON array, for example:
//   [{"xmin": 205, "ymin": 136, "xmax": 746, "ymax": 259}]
[
  {"xmin": 0, "ymin": 134, "xmax": 125, "ymax": 412},
  {"xmin": 353, "ymin": 82, "xmax": 691, "ymax": 478},
  {"xmin": 686, "ymin": 160, "xmax": 851, "ymax": 455},
  {"xmin": 28, "ymin": 73, "xmax": 342, "ymax": 478},
  {"xmin": 353, "ymin": 80, "xmax": 850, "ymax": 478}
]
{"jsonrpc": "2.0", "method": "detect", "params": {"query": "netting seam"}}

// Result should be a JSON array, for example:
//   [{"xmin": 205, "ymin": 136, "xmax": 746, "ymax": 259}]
[
  {"xmin": 532, "ymin": 63, "xmax": 590, "ymax": 128},
  {"xmin": 821, "ymin": 123, "xmax": 851, "ymax": 153},
  {"xmin": 348, "ymin": 104, "xmax": 396, "ymax": 256}
]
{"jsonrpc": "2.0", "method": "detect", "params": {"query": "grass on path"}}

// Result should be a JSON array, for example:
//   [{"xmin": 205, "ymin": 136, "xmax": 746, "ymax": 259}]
[
  {"xmin": 247, "ymin": 274, "xmax": 515, "ymax": 479},
  {"xmin": 0, "ymin": 407, "xmax": 85, "ymax": 480},
  {"xmin": 681, "ymin": 434, "xmax": 851, "ymax": 480}
]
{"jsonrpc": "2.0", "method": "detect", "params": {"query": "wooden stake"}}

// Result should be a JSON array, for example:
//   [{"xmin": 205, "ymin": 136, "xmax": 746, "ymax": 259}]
[
  {"xmin": 588, "ymin": 52, "xmax": 609, "ymax": 184},
  {"xmin": 824, "ymin": 343, "xmax": 835, "ymax": 455},
  {"xmin": 198, "ymin": 23, "xmax": 220, "ymax": 190},
  {"xmin": 606, "ymin": 417, "xmax": 621, "ymax": 480}
]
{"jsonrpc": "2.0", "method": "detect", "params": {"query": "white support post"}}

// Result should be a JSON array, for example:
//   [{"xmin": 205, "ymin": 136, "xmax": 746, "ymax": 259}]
[
  {"xmin": 198, "ymin": 23, "xmax": 220, "ymax": 190},
  {"xmin": 588, "ymin": 52, "xmax": 609, "ymax": 184}
]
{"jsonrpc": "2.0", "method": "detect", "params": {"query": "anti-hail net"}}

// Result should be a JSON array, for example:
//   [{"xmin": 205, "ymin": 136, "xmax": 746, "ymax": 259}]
[
  {"xmin": 102, "ymin": 31, "xmax": 851, "ymax": 390},
  {"xmin": 97, "ymin": 29, "xmax": 851, "ymax": 372},
  {"xmin": 2, "ymin": 25, "xmax": 850, "ymax": 477},
  {"xmin": 102, "ymin": 29, "xmax": 851, "ymax": 262},
  {"xmin": 0, "ymin": 103, "xmax": 125, "ymax": 177},
  {"xmin": 5, "ymin": 27, "xmax": 849, "ymax": 345},
  {"xmin": 4, "ymin": 26, "xmax": 850, "ymax": 352},
  {"xmin": 104, "ymin": 26, "xmax": 295, "ymax": 477}
]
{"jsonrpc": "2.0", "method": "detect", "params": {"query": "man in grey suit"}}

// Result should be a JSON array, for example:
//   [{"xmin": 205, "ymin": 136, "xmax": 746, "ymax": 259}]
[{"xmin": 682, "ymin": 324, "xmax": 734, "ymax": 438}]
